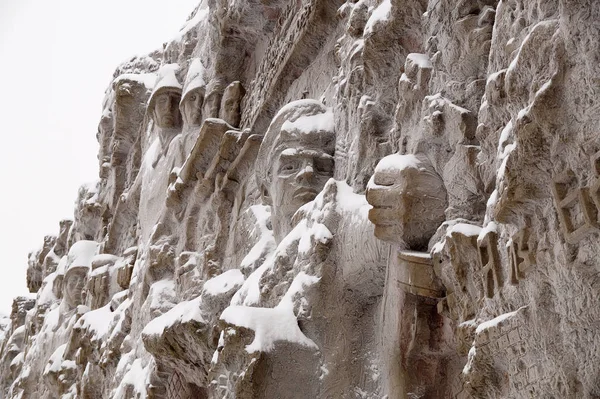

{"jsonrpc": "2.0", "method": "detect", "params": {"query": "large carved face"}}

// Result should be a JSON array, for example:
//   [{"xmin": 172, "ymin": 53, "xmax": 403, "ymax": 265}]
[
  {"xmin": 266, "ymin": 131, "xmax": 334, "ymax": 240},
  {"xmin": 271, "ymin": 142, "xmax": 334, "ymax": 214},
  {"xmin": 154, "ymin": 91, "xmax": 182, "ymax": 129},
  {"xmin": 182, "ymin": 88, "xmax": 204, "ymax": 127},
  {"xmin": 64, "ymin": 268, "xmax": 88, "ymax": 308},
  {"xmin": 257, "ymin": 100, "xmax": 335, "ymax": 241}
]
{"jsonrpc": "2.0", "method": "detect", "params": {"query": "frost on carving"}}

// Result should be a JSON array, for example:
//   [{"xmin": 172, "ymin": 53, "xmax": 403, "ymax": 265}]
[{"xmin": 7, "ymin": 1, "xmax": 600, "ymax": 398}]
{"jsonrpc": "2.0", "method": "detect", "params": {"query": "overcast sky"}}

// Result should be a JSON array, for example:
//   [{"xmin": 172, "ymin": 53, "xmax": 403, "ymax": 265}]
[{"xmin": 0, "ymin": 0, "xmax": 200, "ymax": 315}]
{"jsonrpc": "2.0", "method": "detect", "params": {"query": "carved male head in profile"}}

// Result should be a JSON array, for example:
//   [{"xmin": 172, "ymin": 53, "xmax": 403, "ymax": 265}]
[
  {"xmin": 219, "ymin": 81, "xmax": 245, "ymax": 127},
  {"xmin": 256, "ymin": 99, "xmax": 335, "ymax": 241}
]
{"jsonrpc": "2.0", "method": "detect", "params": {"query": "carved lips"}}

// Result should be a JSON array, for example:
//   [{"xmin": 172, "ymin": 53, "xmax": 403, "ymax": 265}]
[{"xmin": 293, "ymin": 186, "xmax": 318, "ymax": 202}]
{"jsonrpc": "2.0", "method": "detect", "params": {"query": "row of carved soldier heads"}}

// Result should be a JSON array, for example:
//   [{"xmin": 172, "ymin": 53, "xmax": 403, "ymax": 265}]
[{"xmin": 146, "ymin": 61, "xmax": 245, "ymax": 129}]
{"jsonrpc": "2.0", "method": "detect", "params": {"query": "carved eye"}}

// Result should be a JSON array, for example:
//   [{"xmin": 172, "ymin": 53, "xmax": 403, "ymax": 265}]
[
  {"xmin": 314, "ymin": 158, "xmax": 334, "ymax": 174},
  {"xmin": 190, "ymin": 94, "xmax": 197, "ymax": 101},
  {"xmin": 279, "ymin": 160, "xmax": 300, "ymax": 175}
]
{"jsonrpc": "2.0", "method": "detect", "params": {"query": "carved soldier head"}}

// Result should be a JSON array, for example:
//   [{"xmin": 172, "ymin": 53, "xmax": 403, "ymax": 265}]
[
  {"xmin": 181, "ymin": 88, "xmax": 204, "ymax": 127},
  {"xmin": 256, "ymin": 99, "xmax": 335, "ymax": 241},
  {"xmin": 63, "ymin": 266, "xmax": 88, "ymax": 309},
  {"xmin": 150, "ymin": 90, "xmax": 182, "ymax": 129},
  {"xmin": 366, "ymin": 153, "xmax": 447, "ymax": 250},
  {"xmin": 219, "ymin": 81, "xmax": 245, "ymax": 127},
  {"xmin": 62, "ymin": 240, "xmax": 99, "ymax": 309},
  {"xmin": 148, "ymin": 64, "xmax": 183, "ymax": 129},
  {"xmin": 181, "ymin": 59, "xmax": 206, "ymax": 127},
  {"xmin": 203, "ymin": 85, "xmax": 223, "ymax": 120}
]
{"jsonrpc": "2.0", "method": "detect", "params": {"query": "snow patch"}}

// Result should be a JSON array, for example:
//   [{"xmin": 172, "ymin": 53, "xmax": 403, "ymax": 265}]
[
  {"xmin": 143, "ymin": 297, "xmax": 205, "ymax": 337},
  {"xmin": 220, "ymin": 305, "xmax": 317, "ymax": 353},
  {"xmin": 203, "ymin": 269, "xmax": 245, "ymax": 296},
  {"xmin": 373, "ymin": 153, "xmax": 421, "ymax": 175},
  {"xmin": 364, "ymin": 0, "xmax": 391, "ymax": 35},
  {"xmin": 281, "ymin": 109, "xmax": 334, "ymax": 135}
]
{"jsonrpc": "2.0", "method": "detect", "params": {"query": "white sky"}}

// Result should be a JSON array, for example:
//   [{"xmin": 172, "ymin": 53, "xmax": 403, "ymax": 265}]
[{"xmin": 0, "ymin": 0, "xmax": 200, "ymax": 315}]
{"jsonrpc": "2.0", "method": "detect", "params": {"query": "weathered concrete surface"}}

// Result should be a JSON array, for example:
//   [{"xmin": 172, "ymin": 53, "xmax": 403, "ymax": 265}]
[{"xmin": 3, "ymin": 1, "xmax": 600, "ymax": 398}]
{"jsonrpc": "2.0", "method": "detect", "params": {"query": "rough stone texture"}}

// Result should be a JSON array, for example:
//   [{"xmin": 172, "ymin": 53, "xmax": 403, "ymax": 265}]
[{"xmin": 3, "ymin": 0, "xmax": 600, "ymax": 398}]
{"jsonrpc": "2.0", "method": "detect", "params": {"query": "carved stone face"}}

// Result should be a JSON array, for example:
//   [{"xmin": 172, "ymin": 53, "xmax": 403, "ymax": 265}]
[
  {"xmin": 154, "ymin": 92, "xmax": 182, "ymax": 129},
  {"xmin": 182, "ymin": 89, "xmax": 204, "ymax": 127},
  {"xmin": 64, "ymin": 268, "xmax": 88, "ymax": 308},
  {"xmin": 203, "ymin": 90, "xmax": 222, "ymax": 119},
  {"xmin": 266, "ymin": 131, "xmax": 335, "ymax": 240},
  {"xmin": 219, "ymin": 82, "xmax": 245, "ymax": 127}
]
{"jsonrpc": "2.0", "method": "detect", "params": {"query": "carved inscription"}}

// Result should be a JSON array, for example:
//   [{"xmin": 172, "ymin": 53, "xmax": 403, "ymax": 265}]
[
  {"xmin": 240, "ymin": 1, "xmax": 314, "ymax": 130},
  {"xmin": 478, "ymin": 230, "xmax": 503, "ymax": 298},
  {"xmin": 509, "ymin": 228, "xmax": 536, "ymax": 285},
  {"xmin": 552, "ymin": 169, "xmax": 599, "ymax": 244}
]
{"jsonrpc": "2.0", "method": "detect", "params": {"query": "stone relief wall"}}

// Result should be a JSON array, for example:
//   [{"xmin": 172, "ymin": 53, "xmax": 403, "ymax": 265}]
[{"xmin": 3, "ymin": 0, "xmax": 600, "ymax": 398}]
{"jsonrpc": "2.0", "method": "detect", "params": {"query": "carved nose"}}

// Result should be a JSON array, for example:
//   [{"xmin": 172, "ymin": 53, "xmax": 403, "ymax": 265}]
[{"xmin": 297, "ymin": 163, "xmax": 314, "ymax": 181}]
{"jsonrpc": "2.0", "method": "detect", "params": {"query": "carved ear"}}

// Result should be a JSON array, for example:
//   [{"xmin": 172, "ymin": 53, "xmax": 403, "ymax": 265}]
[{"xmin": 261, "ymin": 184, "xmax": 272, "ymax": 206}]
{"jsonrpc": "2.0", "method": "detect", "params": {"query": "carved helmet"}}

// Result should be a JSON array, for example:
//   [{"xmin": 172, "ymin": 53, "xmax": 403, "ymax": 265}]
[
  {"xmin": 181, "ymin": 58, "xmax": 206, "ymax": 106},
  {"xmin": 255, "ymin": 99, "xmax": 334, "ymax": 188},
  {"xmin": 64, "ymin": 240, "xmax": 99, "ymax": 278},
  {"xmin": 147, "ymin": 63, "xmax": 183, "ymax": 116}
]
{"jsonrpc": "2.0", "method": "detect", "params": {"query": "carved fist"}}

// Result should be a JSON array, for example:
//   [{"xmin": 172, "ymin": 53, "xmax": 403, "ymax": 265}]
[{"xmin": 366, "ymin": 153, "xmax": 447, "ymax": 250}]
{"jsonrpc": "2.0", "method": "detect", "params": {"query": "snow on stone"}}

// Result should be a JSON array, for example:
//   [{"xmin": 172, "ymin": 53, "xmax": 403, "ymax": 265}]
[
  {"xmin": 172, "ymin": 5, "xmax": 209, "ymax": 42},
  {"xmin": 143, "ymin": 138, "xmax": 160, "ymax": 168},
  {"xmin": 239, "ymin": 205, "xmax": 276, "ymax": 270},
  {"xmin": 477, "ymin": 221, "xmax": 498, "ymax": 243},
  {"xmin": 182, "ymin": 58, "xmax": 206, "ymax": 99},
  {"xmin": 203, "ymin": 269, "xmax": 245, "ymax": 296},
  {"xmin": 37, "ymin": 272, "xmax": 58, "ymax": 304},
  {"xmin": 114, "ymin": 358, "xmax": 151, "ymax": 399},
  {"xmin": 66, "ymin": 240, "xmax": 99, "ymax": 269},
  {"xmin": 373, "ymin": 153, "xmax": 421, "ymax": 175},
  {"xmin": 281, "ymin": 108, "xmax": 334, "ymax": 135},
  {"xmin": 148, "ymin": 64, "xmax": 182, "ymax": 109},
  {"xmin": 407, "ymin": 53, "xmax": 432, "ymax": 69},
  {"xmin": 497, "ymin": 120, "xmax": 513, "ymax": 156},
  {"xmin": 447, "ymin": 223, "xmax": 482, "ymax": 237},
  {"xmin": 232, "ymin": 255, "xmax": 274, "ymax": 306},
  {"xmin": 220, "ymin": 305, "xmax": 317, "ymax": 353},
  {"xmin": 462, "ymin": 346, "xmax": 476, "ymax": 375},
  {"xmin": 113, "ymin": 73, "xmax": 157, "ymax": 91},
  {"xmin": 475, "ymin": 307, "xmax": 526, "ymax": 334},
  {"xmin": 298, "ymin": 220, "xmax": 332, "ymax": 254},
  {"xmin": 278, "ymin": 272, "xmax": 320, "ymax": 312},
  {"xmin": 92, "ymin": 253, "xmax": 119, "ymax": 268},
  {"xmin": 364, "ymin": 0, "xmax": 391, "ymax": 35},
  {"xmin": 147, "ymin": 279, "xmax": 177, "ymax": 313},
  {"xmin": 143, "ymin": 297, "xmax": 204, "ymax": 337},
  {"xmin": 75, "ymin": 304, "xmax": 115, "ymax": 341},
  {"xmin": 44, "ymin": 344, "xmax": 67, "ymax": 375},
  {"xmin": 108, "ymin": 298, "xmax": 132, "ymax": 342},
  {"xmin": 334, "ymin": 179, "xmax": 371, "ymax": 219},
  {"xmin": 10, "ymin": 352, "xmax": 23, "ymax": 368}
]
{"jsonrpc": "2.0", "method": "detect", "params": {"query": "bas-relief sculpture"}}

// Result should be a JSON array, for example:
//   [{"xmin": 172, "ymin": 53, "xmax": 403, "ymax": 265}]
[
  {"xmin": 6, "ymin": 1, "xmax": 600, "ymax": 398},
  {"xmin": 255, "ymin": 100, "xmax": 335, "ymax": 241}
]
